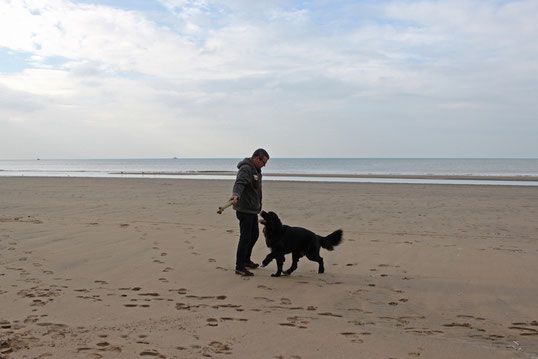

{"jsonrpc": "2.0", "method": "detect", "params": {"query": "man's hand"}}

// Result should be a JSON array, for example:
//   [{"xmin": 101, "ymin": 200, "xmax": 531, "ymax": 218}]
[{"xmin": 230, "ymin": 195, "xmax": 238, "ymax": 204}]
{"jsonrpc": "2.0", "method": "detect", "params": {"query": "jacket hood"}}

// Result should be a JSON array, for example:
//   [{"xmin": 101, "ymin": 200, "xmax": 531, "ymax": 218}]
[{"xmin": 237, "ymin": 157, "xmax": 257, "ymax": 171}]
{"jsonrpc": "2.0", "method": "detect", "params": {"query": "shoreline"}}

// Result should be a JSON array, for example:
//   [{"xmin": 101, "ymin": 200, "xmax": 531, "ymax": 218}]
[
  {"xmin": 2, "ymin": 173, "xmax": 538, "ymax": 187},
  {"xmin": 107, "ymin": 171, "xmax": 538, "ymax": 182}
]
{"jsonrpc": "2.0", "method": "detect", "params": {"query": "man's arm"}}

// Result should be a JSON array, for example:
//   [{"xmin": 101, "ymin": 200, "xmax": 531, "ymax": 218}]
[{"xmin": 231, "ymin": 167, "xmax": 250, "ymax": 203}]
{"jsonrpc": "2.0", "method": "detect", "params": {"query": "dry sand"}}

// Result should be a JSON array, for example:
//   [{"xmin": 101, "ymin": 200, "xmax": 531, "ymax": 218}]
[{"xmin": 1, "ymin": 177, "xmax": 537, "ymax": 359}]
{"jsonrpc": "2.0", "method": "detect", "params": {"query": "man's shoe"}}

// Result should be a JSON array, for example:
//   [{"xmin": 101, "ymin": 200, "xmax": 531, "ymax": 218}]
[
  {"xmin": 245, "ymin": 261, "xmax": 259, "ymax": 269},
  {"xmin": 235, "ymin": 268, "xmax": 254, "ymax": 277}
]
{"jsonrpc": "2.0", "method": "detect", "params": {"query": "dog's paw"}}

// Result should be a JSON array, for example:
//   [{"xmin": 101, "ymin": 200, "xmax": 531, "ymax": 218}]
[
  {"xmin": 283, "ymin": 271, "xmax": 291, "ymax": 276},
  {"xmin": 261, "ymin": 261, "xmax": 269, "ymax": 267},
  {"xmin": 271, "ymin": 273, "xmax": 281, "ymax": 277}
]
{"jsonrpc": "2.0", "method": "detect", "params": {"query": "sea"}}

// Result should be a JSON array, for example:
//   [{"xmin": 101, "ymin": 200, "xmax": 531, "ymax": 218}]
[{"xmin": 1, "ymin": 158, "xmax": 538, "ymax": 186}]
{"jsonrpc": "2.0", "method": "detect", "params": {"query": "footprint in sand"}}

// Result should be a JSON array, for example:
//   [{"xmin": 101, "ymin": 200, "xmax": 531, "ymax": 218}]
[
  {"xmin": 279, "ymin": 322, "xmax": 296, "ymax": 327},
  {"xmin": 138, "ymin": 292, "xmax": 160, "ymax": 297},
  {"xmin": 254, "ymin": 297, "xmax": 274, "ymax": 303},
  {"xmin": 206, "ymin": 318, "xmax": 218, "ymax": 327},
  {"xmin": 340, "ymin": 332, "xmax": 364, "ymax": 344},
  {"xmin": 509, "ymin": 321, "xmax": 538, "ymax": 336},
  {"xmin": 220, "ymin": 317, "xmax": 247, "ymax": 322},
  {"xmin": 0, "ymin": 320, "xmax": 12, "ymax": 329},
  {"xmin": 206, "ymin": 341, "xmax": 232, "ymax": 355},
  {"xmin": 318, "ymin": 312, "xmax": 343, "ymax": 318},
  {"xmin": 174, "ymin": 288, "xmax": 188, "ymax": 295},
  {"xmin": 282, "ymin": 316, "xmax": 310, "ymax": 329},
  {"xmin": 139, "ymin": 350, "xmax": 166, "ymax": 358},
  {"xmin": 176, "ymin": 303, "xmax": 191, "ymax": 310},
  {"xmin": 137, "ymin": 334, "xmax": 150, "ymax": 344}
]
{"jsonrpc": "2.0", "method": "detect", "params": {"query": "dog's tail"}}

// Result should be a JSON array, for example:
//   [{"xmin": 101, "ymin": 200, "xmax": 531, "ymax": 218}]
[{"xmin": 320, "ymin": 229, "xmax": 343, "ymax": 251}]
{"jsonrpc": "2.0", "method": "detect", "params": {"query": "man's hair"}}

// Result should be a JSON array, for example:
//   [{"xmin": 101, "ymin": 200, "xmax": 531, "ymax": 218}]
[{"xmin": 252, "ymin": 148, "xmax": 270, "ymax": 160}]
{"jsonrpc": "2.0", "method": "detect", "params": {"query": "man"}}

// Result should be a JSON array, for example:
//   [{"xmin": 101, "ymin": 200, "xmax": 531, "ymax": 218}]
[{"xmin": 230, "ymin": 148, "xmax": 270, "ymax": 276}]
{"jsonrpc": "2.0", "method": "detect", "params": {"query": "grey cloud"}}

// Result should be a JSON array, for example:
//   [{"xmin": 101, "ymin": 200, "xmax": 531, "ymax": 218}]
[{"xmin": 0, "ymin": 85, "xmax": 44, "ymax": 113}]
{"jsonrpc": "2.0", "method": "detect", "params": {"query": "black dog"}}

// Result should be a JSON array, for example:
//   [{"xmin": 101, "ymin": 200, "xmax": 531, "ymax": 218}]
[{"xmin": 259, "ymin": 211, "xmax": 343, "ymax": 277}]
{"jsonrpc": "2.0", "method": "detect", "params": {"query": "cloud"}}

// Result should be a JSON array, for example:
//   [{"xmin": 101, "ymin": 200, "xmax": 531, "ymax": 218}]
[
  {"xmin": 0, "ymin": 0, "xmax": 537, "ymax": 158},
  {"xmin": 0, "ymin": 0, "xmax": 201, "ymax": 78}
]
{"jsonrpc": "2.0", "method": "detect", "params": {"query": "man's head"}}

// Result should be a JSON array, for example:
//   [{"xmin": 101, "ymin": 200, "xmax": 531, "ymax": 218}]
[{"xmin": 251, "ymin": 148, "xmax": 269, "ymax": 170}]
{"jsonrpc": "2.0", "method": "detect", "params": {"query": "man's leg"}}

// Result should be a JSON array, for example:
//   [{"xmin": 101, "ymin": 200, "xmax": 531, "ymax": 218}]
[
  {"xmin": 235, "ymin": 211, "xmax": 256, "ymax": 270},
  {"xmin": 246, "ymin": 214, "xmax": 259, "ymax": 264}
]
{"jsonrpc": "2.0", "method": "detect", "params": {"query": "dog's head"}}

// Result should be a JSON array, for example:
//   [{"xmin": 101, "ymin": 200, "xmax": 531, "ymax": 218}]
[
  {"xmin": 259, "ymin": 211, "xmax": 283, "ymax": 230},
  {"xmin": 260, "ymin": 211, "xmax": 283, "ymax": 247}
]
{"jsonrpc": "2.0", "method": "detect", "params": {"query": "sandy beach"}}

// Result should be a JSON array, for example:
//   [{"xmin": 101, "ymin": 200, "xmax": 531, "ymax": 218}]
[{"xmin": 1, "ymin": 177, "xmax": 537, "ymax": 359}]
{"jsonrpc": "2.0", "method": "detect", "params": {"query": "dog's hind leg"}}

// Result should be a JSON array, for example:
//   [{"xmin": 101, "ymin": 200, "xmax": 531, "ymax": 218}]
[
  {"xmin": 318, "ymin": 257, "xmax": 325, "ymax": 273},
  {"xmin": 284, "ymin": 252, "xmax": 300, "ymax": 276},
  {"xmin": 306, "ymin": 253, "xmax": 324, "ymax": 273}
]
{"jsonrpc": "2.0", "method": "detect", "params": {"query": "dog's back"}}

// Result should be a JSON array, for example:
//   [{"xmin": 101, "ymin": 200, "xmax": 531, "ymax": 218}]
[{"xmin": 281, "ymin": 226, "xmax": 342, "ymax": 251}]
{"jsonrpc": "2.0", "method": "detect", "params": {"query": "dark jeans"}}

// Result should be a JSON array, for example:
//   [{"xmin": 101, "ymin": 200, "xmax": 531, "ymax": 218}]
[{"xmin": 235, "ymin": 211, "xmax": 259, "ymax": 270}]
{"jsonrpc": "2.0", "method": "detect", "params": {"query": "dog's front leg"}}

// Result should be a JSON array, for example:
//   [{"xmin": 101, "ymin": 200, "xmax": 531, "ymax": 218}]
[
  {"xmin": 272, "ymin": 255, "xmax": 285, "ymax": 277},
  {"xmin": 261, "ymin": 252, "xmax": 275, "ymax": 267}
]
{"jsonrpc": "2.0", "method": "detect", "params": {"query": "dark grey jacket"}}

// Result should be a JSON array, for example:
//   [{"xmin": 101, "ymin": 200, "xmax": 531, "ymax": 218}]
[{"xmin": 232, "ymin": 158, "xmax": 262, "ymax": 214}]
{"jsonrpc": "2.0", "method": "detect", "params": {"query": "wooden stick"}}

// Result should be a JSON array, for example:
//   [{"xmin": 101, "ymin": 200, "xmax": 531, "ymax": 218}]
[{"xmin": 217, "ymin": 199, "xmax": 234, "ymax": 214}]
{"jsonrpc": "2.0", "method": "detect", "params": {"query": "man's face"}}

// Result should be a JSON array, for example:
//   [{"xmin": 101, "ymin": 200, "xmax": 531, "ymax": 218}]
[{"xmin": 253, "ymin": 156, "xmax": 268, "ymax": 170}]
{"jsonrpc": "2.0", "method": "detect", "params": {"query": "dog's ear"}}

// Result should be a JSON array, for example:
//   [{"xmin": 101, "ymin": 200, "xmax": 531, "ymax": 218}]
[{"xmin": 271, "ymin": 212, "xmax": 283, "ymax": 229}]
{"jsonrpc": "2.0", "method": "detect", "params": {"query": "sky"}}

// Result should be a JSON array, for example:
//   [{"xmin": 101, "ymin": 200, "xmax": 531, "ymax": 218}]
[{"xmin": 0, "ymin": 0, "xmax": 537, "ymax": 159}]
